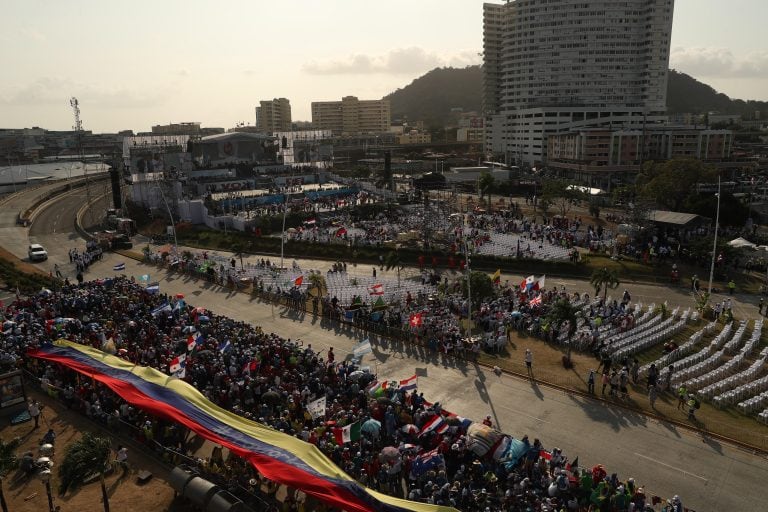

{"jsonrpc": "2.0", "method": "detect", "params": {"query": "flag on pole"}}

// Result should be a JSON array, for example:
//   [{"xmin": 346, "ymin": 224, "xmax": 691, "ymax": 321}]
[
  {"xmin": 534, "ymin": 275, "xmax": 546, "ymax": 291},
  {"xmin": 138, "ymin": 274, "xmax": 150, "ymax": 282},
  {"xmin": 529, "ymin": 295, "xmax": 542, "ymax": 307},
  {"xmin": 169, "ymin": 353, "xmax": 186, "ymax": 376},
  {"xmin": 368, "ymin": 283, "xmax": 384, "ymax": 296},
  {"xmin": 332, "ymin": 421, "xmax": 361, "ymax": 445},
  {"xmin": 491, "ymin": 269, "xmax": 501, "ymax": 284},
  {"xmin": 306, "ymin": 397, "xmax": 327, "ymax": 420},
  {"xmin": 352, "ymin": 338, "xmax": 373, "ymax": 358},
  {"xmin": 187, "ymin": 333, "xmax": 204, "ymax": 352},
  {"xmin": 520, "ymin": 275, "xmax": 535, "ymax": 291},
  {"xmin": 113, "ymin": 262, "xmax": 126, "ymax": 272},
  {"xmin": 294, "ymin": 275, "xmax": 303, "ymax": 287},
  {"xmin": 398, "ymin": 374, "xmax": 418, "ymax": 391}
]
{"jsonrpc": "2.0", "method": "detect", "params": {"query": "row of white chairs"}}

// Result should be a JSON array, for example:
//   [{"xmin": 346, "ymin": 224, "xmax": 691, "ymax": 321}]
[
  {"xmin": 639, "ymin": 322, "xmax": 717, "ymax": 375},
  {"xmin": 595, "ymin": 303, "xmax": 651, "ymax": 343},
  {"xmin": 611, "ymin": 311, "xmax": 690, "ymax": 361},
  {"xmin": 713, "ymin": 371, "xmax": 768, "ymax": 408},
  {"xmin": 608, "ymin": 307, "xmax": 681, "ymax": 354},
  {"xmin": 656, "ymin": 322, "xmax": 736, "ymax": 379},
  {"xmin": 683, "ymin": 319, "xmax": 763, "ymax": 392},
  {"xmin": 722, "ymin": 320, "xmax": 749, "ymax": 355},
  {"xmin": 737, "ymin": 391, "xmax": 768, "ymax": 414}
]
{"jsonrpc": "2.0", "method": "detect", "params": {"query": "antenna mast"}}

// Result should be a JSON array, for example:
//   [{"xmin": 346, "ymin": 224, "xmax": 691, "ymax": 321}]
[{"xmin": 70, "ymin": 97, "xmax": 94, "ymax": 224}]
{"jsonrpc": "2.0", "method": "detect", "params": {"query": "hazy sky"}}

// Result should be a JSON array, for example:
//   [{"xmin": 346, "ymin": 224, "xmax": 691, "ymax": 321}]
[{"xmin": 1, "ymin": 0, "xmax": 766, "ymax": 133}]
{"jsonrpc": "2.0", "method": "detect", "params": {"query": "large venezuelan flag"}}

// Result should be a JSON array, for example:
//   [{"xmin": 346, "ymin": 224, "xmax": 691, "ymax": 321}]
[{"xmin": 30, "ymin": 340, "xmax": 457, "ymax": 512}]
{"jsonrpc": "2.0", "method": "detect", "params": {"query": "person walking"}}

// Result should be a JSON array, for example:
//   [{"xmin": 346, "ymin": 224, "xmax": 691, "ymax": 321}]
[
  {"xmin": 728, "ymin": 279, "xmax": 736, "ymax": 295},
  {"xmin": 587, "ymin": 369, "xmax": 595, "ymax": 394},
  {"xmin": 677, "ymin": 385, "xmax": 688, "ymax": 410},
  {"xmin": 524, "ymin": 348, "xmax": 533, "ymax": 379},
  {"xmin": 759, "ymin": 297, "xmax": 764, "ymax": 315},
  {"xmin": 601, "ymin": 371, "xmax": 610, "ymax": 395},
  {"xmin": 648, "ymin": 384, "xmax": 658, "ymax": 409},
  {"xmin": 687, "ymin": 394, "xmax": 700, "ymax": 421}
]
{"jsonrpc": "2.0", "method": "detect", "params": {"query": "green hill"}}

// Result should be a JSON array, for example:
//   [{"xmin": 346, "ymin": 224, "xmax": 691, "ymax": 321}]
[
  {"xmin": 383, "ymin": 66, "xmax": 482, "ymax": 128},
  {"xmin": 384, "ymin": 66, "xmax": 767, "ymax": 126}
]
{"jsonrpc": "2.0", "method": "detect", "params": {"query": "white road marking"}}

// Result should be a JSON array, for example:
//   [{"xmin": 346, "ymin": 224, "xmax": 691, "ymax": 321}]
[
  {"xmin": 633, "ymin": 452, "xmax": 708, "ymax": 482},
  {"xmin": 496, "ymin": 404, "xmax": 550, "ymax": 423}
]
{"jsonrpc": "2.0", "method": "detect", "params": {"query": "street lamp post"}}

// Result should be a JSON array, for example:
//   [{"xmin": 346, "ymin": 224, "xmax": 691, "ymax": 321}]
[{"xmin": 708, "ymin": 177, "xmax": 721, "ymax": 294}]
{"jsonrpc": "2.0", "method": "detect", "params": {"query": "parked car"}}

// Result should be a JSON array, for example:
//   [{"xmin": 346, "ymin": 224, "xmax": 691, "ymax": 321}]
[{"xmin": 28, "ymin": 244, "xmax": 48, "ymax": 262}]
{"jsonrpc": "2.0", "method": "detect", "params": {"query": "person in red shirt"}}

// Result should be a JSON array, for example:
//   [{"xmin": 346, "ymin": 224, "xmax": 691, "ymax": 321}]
[{"xmin": 482, "ymin": 415, "xmax": 493, "ymax": 427}]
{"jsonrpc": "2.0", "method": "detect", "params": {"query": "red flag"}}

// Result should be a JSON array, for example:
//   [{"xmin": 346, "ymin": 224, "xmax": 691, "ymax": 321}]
[
  {"xmin": 294, "ymin": 276, "xmax": 303, "ymax": 287},
  {"xmin": 409, "ymin": 313, "xmax": 422, "ymax": 327},
  {"xmin": 335, "ymin": 227, "xmax": 347, "ymax": 237}
]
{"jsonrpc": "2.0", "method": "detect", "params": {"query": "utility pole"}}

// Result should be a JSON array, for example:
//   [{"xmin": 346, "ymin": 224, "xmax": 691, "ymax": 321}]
[{"xmin": 71, "ymin": 97, "xmax": 94, "ymax": 225}]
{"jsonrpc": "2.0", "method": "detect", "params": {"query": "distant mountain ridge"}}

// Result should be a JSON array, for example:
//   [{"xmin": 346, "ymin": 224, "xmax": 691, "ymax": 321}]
[{"xmin": 384, "ymin": 66, "xmax": 767, "ymax": 127}]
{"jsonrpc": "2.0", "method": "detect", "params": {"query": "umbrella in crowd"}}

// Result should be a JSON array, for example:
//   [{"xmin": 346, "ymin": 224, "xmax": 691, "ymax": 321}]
[
  {"xmin": 361, "ymin": 418, "xmax": 381, "ymax": 435},
  {"xmin": 379, "ymin": 446, "xmax": 400, "ymax": 463}
]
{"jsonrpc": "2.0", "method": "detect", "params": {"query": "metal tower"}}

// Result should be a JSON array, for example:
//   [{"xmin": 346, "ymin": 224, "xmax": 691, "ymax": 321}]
[{"xmin": 70, "ymin": 97, "xmax": 94, "ymax": 225}]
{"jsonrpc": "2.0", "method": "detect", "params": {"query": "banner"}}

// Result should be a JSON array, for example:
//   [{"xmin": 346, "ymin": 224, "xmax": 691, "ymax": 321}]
[
  {"xmin": 28, "ymin": 340, "xmax": 458, "ymax": 512},
  {"xmin": 307, "ymin": 397, "xmax": 327, "ymax": 420}
]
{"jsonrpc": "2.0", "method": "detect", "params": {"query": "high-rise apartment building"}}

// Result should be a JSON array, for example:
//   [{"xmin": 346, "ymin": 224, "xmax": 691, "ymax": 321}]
[
  {"xmin": 311, "ymin": 96, "xmax": 390, "ymax": 136},
  {"xmin": 483, "ymin": 0, "xmax": 675, "ymax": 167},
  {"xmin": 255, "ymin": 98, "xmax": 292, "ymax": 133}
]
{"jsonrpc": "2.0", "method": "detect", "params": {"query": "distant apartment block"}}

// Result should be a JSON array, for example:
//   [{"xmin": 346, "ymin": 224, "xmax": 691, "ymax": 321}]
[
  {"xmin": 483, "ymin": 0, "xmax": 675, "ymax": 166},
  {"xmin": 255, "ymin": 98, "xmax": 292, "ymax": 133},
  {"xmin": 398, "ymin": 130, "xmax": 432, "ymax": 145},
  {"xmin": 456, "ymin": 113, "xmax": 485, "ymax": 143},
  {"xmin": 547, "ymin": 127, "xmax": 733, "ymax": 183},
  {"xmin": 152, "ymin": 122, "xmax": 202, "ymax": 136},
  {"xmin": 311, "ymin": 96, "xmax": 390, "ymax": 136}
]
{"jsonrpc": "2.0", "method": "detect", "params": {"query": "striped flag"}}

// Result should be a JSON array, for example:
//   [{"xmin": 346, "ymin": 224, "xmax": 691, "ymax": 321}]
[
  {"xmin": 529, "ymin": 295, "xmax": 542, "ymax": 307},
  {"xmin": 352, "ymin": 338, "xmax": 372, "ymax": 359},
  {"xmin": 332, "ymin": 421, "xmax": 361, "ymax": 445},
  {"xmin": 146, "ymin": 282, "xmax": 160, "ymax": 294},
  {"xmin": 520, "ymin": 275, "xmax": 535, "ymax": 291},
  {"xmin": 419, "ymin": 414, "xmax": 448, "ymax": 437},
  {"xmin": 151, "ymin": 302, "xmax": 171, "ymax": 316},
  {"xmin": 113, "ymin": 262, "xmax": 126, "ymax": 272},
  {"xmin": 398, "ymin": 374, "xmax": 418, "ymax": 391}
]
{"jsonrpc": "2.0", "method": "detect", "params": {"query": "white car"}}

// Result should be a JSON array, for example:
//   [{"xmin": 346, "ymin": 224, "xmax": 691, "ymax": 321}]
[{"xmin": 28, "ymin": 244, "xmax": 48, "ymax": 262}]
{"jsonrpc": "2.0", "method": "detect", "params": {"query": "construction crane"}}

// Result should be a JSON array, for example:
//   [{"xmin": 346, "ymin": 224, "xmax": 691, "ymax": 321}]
[{"xmin": 70, "ymin": 97, "xmax": 94, "ymax": 225}]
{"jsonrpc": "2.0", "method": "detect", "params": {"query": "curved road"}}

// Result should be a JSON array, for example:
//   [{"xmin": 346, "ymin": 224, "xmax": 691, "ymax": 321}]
[{"xmin": 7, "ymin": 189, "xmax": 768, "ymax": 512}]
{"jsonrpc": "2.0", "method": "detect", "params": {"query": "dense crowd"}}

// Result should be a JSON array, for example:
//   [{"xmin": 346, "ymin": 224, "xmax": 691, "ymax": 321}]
[{"xmin": 1, "ymin": 277, "xmax": 688, "ymax": 511}]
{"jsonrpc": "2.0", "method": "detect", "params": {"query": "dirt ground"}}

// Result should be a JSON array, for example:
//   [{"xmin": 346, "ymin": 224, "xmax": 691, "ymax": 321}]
[{"xmin": 1, "ymin": 391, "xmax": 176, "ymax": 512}]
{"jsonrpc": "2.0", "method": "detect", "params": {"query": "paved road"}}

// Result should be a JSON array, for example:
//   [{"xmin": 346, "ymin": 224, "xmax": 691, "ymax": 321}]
[
  {"xmin": 7, "ymin": 188, "xmax": 768, "ymax": 511},
  {"xmin": 75, "ymin": 254, "xmax": 765, "ymax": 512}
]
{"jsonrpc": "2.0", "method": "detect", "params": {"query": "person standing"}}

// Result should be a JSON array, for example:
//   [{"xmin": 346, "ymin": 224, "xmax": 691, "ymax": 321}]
[
  {"xmin": 524, "ymin": 349, "xmax": 533, "ymax": 379},
  {"xmin": 587, "ymin": 369, "xmax": 595, "ymax": 394},
  {"xmin": 759, "ymin": 297, "xmax": 764, "ymax": 315},
  {"xmin": 28, "ymin": 400, "xmax": 40, "ymax": 429}
]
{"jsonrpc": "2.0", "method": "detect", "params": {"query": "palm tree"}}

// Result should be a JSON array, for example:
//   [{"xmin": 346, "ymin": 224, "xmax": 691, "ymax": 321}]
[
  {"xmin": 590, "ymin": 267, "xmax": 620, "ymax": 301},
  {"xmin": 0, "ymin": 437, "xmax": 20, "ymax": 512},
  {"xmin": 384, "ymin": 250, "xmax": 405, "ymax": 288},
  {"xmin": 546, "ymin": 298, "xmax": 580, "ymax": 366},
  {"xmin": 59, "ymin": 432, "xmax": 112, "ymax": 512}
]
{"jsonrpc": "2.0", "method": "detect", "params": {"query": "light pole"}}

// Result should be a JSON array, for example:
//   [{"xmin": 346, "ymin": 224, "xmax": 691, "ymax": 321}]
[
  {"xmin": 708, "ymin": 177, "xmax": 721, "ymax": 294},
  {"xmin": 152, "ymin": 185, "xmax": 178, "ymax": 254}
]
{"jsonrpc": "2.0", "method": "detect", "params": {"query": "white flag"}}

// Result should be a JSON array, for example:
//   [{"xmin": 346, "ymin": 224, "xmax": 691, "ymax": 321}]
[{"xmin": 307, "ymin": 397, "xmax": 327, "ymax": 420}]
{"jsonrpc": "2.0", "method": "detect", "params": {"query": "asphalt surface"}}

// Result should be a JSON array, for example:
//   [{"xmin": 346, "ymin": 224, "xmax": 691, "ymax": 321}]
[{"xmin": 6, "ymin": 187, "xmax": 768, "ymax": 512}]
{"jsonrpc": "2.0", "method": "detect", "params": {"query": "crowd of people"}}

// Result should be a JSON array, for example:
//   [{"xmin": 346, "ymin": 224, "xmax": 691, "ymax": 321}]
[{"xmin": 0, "ymin": 277, "xmax": 690, "ymax": 511}]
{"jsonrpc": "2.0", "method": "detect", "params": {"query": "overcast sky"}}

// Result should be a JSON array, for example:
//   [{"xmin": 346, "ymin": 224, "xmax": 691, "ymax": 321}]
[{"xmin": 1, "ymin": 0, "xmax": 766, "ymax": 133}]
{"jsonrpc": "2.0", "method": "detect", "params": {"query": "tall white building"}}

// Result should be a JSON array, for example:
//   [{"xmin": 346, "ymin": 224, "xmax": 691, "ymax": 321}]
[{"xmin": 483, "ymin": 0, "xmax": 675, "ymax": 167}]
